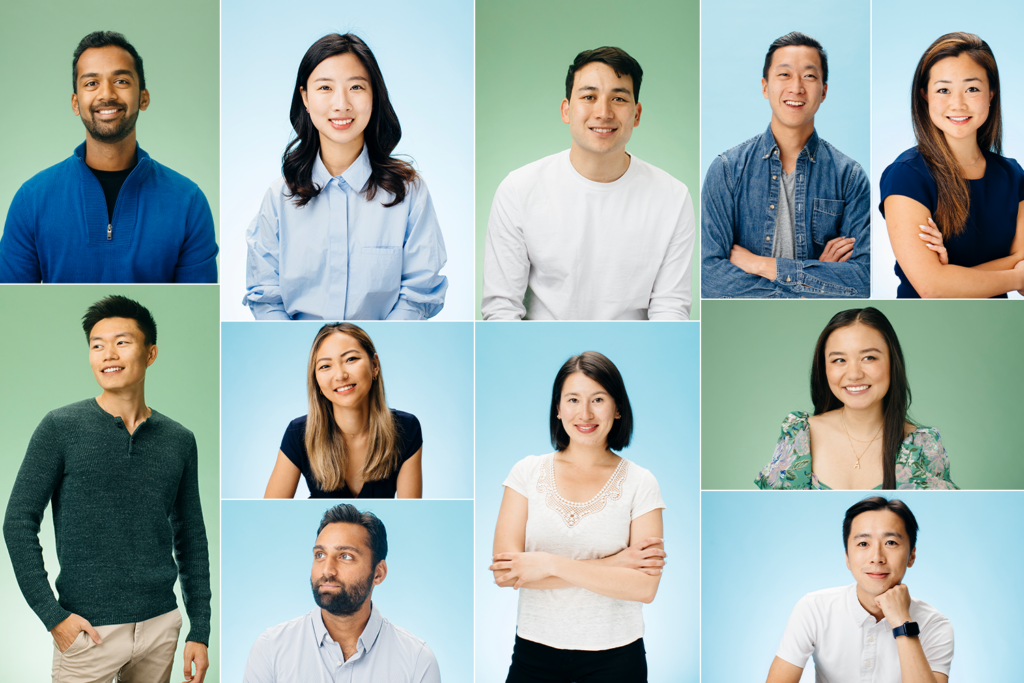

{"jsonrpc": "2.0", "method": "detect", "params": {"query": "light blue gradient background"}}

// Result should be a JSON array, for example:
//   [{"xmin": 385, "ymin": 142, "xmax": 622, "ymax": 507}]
[
  {"xmin": 871, "ymin": 7, "xmax": 1024, "ymax": 298},
  {"xmin": 221, "ymin": 321, "xmax": 472, "ymax": 498},
  {"xmin": 221, "ymin": 500, "xmax": 472, "ymax": 682},
  {"xmin": 475, "ymin": 322, "xmax": 700, "ymax": 683},
  {"xmin": 220, "ymin": 0, "xmax": 474, "ymax": 320},
  {"xmin": 702, "ymin": 491, "xmax": 1024, "ymax": 681},
  {"xmin": 700, "ymin": 0, "xmax": 869, "ymax": 183}
]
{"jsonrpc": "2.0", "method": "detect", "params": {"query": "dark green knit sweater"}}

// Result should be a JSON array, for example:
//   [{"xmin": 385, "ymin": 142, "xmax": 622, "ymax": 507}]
[{"xmin": 3, "ymin": 398, "xmax": 211, "ymax": 644}]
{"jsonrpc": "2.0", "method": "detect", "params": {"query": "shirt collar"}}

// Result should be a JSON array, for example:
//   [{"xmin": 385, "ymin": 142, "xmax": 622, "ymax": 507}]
[
  {"xmin": 845, "ymin": 582, "xmax": 888, "ymax": 629},
  {"xmin": 312, "ymin": 144, "xmax": 372, "ymax": 193},
  {"xmin": 759, "ymin": 123, "xmax": 819, "ymax": 164},
  {"xmin": 312, "ymin": 601, "xmax": 385, "ymax": 656},
  {"xmin": 74, "ymin": 141, "xmax": 150, "ymax": 164}
]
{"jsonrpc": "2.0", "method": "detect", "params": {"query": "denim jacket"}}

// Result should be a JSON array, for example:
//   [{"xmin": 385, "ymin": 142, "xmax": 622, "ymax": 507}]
[{"xmin": 701, "ymin": 124, "xmax": 870, "ymax": 298}]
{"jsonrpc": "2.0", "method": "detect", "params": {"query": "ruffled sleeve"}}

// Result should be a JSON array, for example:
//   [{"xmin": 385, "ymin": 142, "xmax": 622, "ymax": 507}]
[
  {"xmin": 754, "ymin": 412, "xmax": 813, "ymax": 490},
  {"xmin": 896, "ymin": 428, "xmax": 959, "ymax": 490}
]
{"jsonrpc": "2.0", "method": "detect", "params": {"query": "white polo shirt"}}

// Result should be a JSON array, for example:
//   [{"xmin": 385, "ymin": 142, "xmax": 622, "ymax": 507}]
[{"xmin": 776, "ymin": 583, "xmax": 953, "ymax": 683}]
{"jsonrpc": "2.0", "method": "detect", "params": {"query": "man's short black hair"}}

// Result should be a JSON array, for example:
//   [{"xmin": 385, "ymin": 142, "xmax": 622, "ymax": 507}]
[
  {"xmin": 842, "ymin": 496, "xmax": 919, "ymax": 551},
  {"xmin": 73, "ymin": 31, "xmax": 146, "ymax": 93},
  {"xmin": 565, "ymin": 46, "xmax": 643, "ymax": 102},
  {"xmin": 82, "ymin": 295, "xmax": 157, "ymax": 346},
  {"xmin": 317, "ymin": 504, "xmax": 388, "ymax": 567},
  {"xmin": 763, "ymin": 31, "xmax": 828, "ymax": 84}
]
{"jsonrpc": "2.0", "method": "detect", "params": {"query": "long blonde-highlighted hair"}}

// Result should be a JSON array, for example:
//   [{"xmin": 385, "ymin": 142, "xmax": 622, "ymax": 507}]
[
  {"xmin": 911, "ymin": 32, "xmax": 1002, "ymax": 238},
  {"xmin": 305, "ymin": 323, "xmax": 398, "ymax": 490}
]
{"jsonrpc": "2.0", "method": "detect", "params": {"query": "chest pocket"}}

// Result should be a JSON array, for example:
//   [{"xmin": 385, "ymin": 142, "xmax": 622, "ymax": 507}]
[
  {"xmin": 354, "ymin": 246, "xmax": 403, "ymax": 294},
  {"xmin": 811, "ymin": 198, "xmax": 845, "ymax": 245}
]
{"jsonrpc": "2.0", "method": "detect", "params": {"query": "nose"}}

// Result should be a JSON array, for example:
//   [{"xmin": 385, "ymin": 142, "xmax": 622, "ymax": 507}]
[
  {"xmin": 950, "ymin": 90, "xmax": 966, "ymax": 109},
  {"xmin": 581, "ymin": 401, "xmax": 594, "ymax": 420},
  {"xmin": 96, "ymin": 78, "xmax": 116, "ymax": 103},
  {"xmin": 846, "ymin": 359, "xmax": 865, "ymax": 380},
  {"xmin": 332, "ymin": 87, "xmax": 353, "ymax": 113},
  {"xmin": 870, "ymin": 543, "xmax": 886, "ymax": 564},
  {"xmin": 593, "ymin": 96, "xmax": 612, "ymax": 119}
]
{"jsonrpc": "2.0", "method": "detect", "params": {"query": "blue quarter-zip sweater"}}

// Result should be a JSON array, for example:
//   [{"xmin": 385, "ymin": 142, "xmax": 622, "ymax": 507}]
[{"xmin": 0, "ymin": 143, "xmax": 218, "ymax": 283}]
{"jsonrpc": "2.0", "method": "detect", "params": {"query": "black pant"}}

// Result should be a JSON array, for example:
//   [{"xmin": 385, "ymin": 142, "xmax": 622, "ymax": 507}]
[{"xmin": 505, "ymin": 634, "xmax": 648, "ymax": 683}]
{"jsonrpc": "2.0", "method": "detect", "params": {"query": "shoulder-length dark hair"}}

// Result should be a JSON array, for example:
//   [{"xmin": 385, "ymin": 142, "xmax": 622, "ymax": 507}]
[
  {"xmin": 549, "ymin": 351, "xmax": 634, "ymax": 452},
  {"xmin": 305, "ymin": 323, "xmax": 398, "ymax": 490},
  {"xmin": 810, "ymin": 308, "xmax": 911, "ymax": 490},
  {"xmin": 911, "ymin": 32, "xmax": 1002, "ymax": 238},
  {"xmin": 283, "ymin": 33, "xmax": 417, "ymax": 208}
]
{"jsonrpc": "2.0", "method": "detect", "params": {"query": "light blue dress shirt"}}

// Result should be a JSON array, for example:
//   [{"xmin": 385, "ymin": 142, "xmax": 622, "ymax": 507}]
[
  {"xmin": 243, "ymin": 603, "xmax": 441, "ymax": 683},
  {"xmin": 244, "ymin": 146, "xmax": 448, "ymax": 320}
]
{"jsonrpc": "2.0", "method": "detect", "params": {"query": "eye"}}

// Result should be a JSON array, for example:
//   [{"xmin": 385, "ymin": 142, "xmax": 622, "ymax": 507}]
[
  {"xmin": 351, "ymin": 84, "xmax": 365, "ymax": 91},
  {"xmin": 582, "ymin": 95, "xmax": 595, "ymax": 100},
  {"xmin": 341, "ymin": 552, "xmax": 354, "ymax": 560},
  {"xmin": 804, "ymin": 74, "xmax": 817, "ymax": 80},
  {"xmin": 314, "ymin": 551, "xmax": 325, "ymax": 559},
  {"xmin": 593, "ymin": 397, "xmax": 604, "ymax": 403},
  {"xmin": 345, "ymin": 355, "xmax": 359, "ymax": 363},
  {"xmin": 967, "ymin": 86, "xmax": 981, "ymax": 92},
  {"xmin": 567, "ymin": 397, "xmax": 578, "ymax": 403},
  {"xmin": 318, "ymin": 363, "xmax": 330, "ymax": 371},
  {"xmin": 936, "ymin": 87, "xmax": 949, "ymax": 94},
  {"xmin": 318, "ymin": 85, "xmax": 331, "ymax": 91}
]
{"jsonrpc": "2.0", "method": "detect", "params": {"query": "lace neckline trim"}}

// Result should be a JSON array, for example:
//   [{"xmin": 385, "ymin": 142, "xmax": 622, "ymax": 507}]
[{"xmin": 537, "ymin": 454, "xmax": 629, "ymax": 528}]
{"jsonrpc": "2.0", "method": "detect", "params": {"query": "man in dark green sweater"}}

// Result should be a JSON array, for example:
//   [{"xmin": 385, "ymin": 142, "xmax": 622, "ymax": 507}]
[{"xmin": 3, "ymin": 295, "xmax": 211, "ymax": 683}]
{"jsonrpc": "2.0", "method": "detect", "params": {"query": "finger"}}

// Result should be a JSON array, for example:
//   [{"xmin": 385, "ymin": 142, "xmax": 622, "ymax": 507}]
[
  {"xmin": 637, "ymin": 536, "xmax": 664, "ymax": 549},
  {"xmin": 833, "ymin": 241, "xmax": 855, "ymax": 257},
  {"xmin": 838, "ymin": 251, "xmax": 852, "ymax": 263},
  {"xmin": 513, "ymin": 578, "xmax": 524, "ymax": 590},
  {"xmin": 918, "ymin": 232, "xmax": 941, "ymax": 245},
  {"xmin": 82, "ymin": 620, "xmax": 102, "ymax": 645},
  {"xmin": 492, "ymin": 552, "xmax": 515, "ymax": 561}
]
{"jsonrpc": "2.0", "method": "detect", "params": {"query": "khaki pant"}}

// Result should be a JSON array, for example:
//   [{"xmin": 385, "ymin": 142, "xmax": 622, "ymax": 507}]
[{"xmin": 51, "ymin": 608, "xmax": 182, "ymax": 683}]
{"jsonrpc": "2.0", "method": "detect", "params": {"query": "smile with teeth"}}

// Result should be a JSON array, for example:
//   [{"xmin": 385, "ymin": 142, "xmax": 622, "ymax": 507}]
[
  {"xmin": 575, "ymin": 424, "xmax": 599, "ymax": 433},
  {"xmin": 844, "ymin": 384, "xmax": 870, "ymax": 393},
  {"xmin": 947, "ymin": 116, "xmax": 970, "ymax": 122},
  {"xmin": 329, "ymin": 118, "xmax": 354, "ymax": 129},
  {"xmin": 784, "ymin": 100, "xmax": 805, "ymax": 107},
  {"xmin": 334, "ymin": 384, "xmax": 356, "ymax": 393},
  {"xmin": 590, "ymin": 127, "xmax": 617, "ymax": 134},
  {"xmin": 102, "ymin": 366, "xmax": 124, "ymax": 373}
]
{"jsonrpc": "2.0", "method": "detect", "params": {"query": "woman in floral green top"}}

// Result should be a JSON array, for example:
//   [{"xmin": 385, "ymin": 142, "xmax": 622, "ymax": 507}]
[{"xmin": 755, "ymin": 307, "xmax": 958, "ymax": 490}]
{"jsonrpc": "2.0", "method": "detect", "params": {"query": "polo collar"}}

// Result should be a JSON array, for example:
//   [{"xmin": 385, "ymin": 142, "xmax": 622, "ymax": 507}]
[
  {"xmin": 759, "ymin": 123, "xmax": 819, "ymax": 164},
  {"xmin": 845, "ymin": 582, "xmax": 889, "ymax": 629},
  {"xmin": 312, "ymin": 144, "xmax": 372, "ymax": 193}
]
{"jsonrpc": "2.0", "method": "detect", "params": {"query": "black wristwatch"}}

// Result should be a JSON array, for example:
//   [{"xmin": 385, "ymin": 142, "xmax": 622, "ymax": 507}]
[{"xmin": 892, "ymin": 621, "xmax": 920, "ymax": 639}]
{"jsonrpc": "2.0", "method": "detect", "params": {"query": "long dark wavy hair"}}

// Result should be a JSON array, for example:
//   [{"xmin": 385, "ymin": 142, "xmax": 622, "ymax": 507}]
[
  {"xmin": 810, "ymin": 308, "xmax": 912, "ymax": 490},
  {"xmin": 911, "ymin": 32, "xmax": 1002, "ymax": 238},
  {"xmin": 283, "ymin": 33, "xmax": 417, "ymax": 208}
]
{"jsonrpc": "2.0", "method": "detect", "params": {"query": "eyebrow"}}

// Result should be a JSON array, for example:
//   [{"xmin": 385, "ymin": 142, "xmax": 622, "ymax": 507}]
[
  {"xmin": 89, "ymin": 331, "xmax": 133, "ymax": 341},
  {"xmin": 562, "ymin": 390, "xmax": 609, "ymax": 397},
  {"xmin": 774, "ymin": 62, "xmax": 820, "ymax": 73},
  {"xmin": 79, "ymin": 70, "xmax": 135, "ymax": 81},
  {"xmin": 313, "ymin": 544, "xmax": 361, "ymax": 553},
  {"xmin": 312, "ymin": 75, "xmax": 369, "ymax": 83},
  {"xmin": 316, "ymin": 349, "xmax": 360, "ymax": 363},
  {"xmin": 827, "ymin": 347, "xmax": 884, "ymax": 357},
  {"xmin": 853, "ymin": 531, "xmax": 903, "ymax": 540},
  {"xmin": 576, "ymin": 85, "xmax": 634, "ymax": 97},
  {"xmin": 933, "ymin": 77, "xmax": 983, "ymax": 84}
]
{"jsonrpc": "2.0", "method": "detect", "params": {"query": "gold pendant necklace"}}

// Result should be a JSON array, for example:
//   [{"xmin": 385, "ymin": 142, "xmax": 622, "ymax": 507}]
[{"xmin": 841, "ymin": 407, "xmax": 883, "ymax": 470}]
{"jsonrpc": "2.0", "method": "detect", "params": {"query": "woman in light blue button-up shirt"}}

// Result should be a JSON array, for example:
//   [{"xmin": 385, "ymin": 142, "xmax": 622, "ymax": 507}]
[{"xmin": 244, "ymin": 34, "xmax": 448, "ymax": 320}]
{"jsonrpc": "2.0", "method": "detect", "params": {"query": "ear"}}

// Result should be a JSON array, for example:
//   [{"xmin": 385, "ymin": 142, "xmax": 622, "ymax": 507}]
[
  {"xmin": 560, "ymin": 98, "xmax": 570, "ymax": 124},
  {"xmin": 372, "ymin": 559, "xmax": 388, "ymax": 586},
  {"xmin": 633, "ymin": 101, "xmax": 642, "ymax": 127},
  {"xmin": 907, "ymin": 546, "xmax": 916, "ymax": 569},
  {"xmin": 301, "ymin": 87, "xmax": 310, "ymax": 111},
  {"xmin": 72, "ymin": 92, "xmax": 81, "ymax": 117},
  {"xmin": 146, "ymin": 344, "xmax": 159, "ymax": 368},
  {"xmin": 845, "ymin": 549, "xmax": 851, "ymax": 571},
  {"xmin": 820, "ymin": 82, "xmax": 828, "ymax": 102},
  {"xmin": 139, "ymin": 89, "xmax": 150, "ymax": 112},
  {"xmin": 615, "ymin": 410, "xmax": 621, "ymax": 419},
  {"xmin": 762, "ymin": 78, "xmax": 769, "ymax": 100}
]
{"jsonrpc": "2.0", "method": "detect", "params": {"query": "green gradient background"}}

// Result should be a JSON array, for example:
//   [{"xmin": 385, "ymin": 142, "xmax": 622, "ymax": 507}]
[
  {"xmin": 0, "ymin": 0, "xmax": 220, "ymax": 256},
  {"xmin": 0, "ymin": 286, "xmax": 220, "ymax": 681},
  {"xmin": 474, "ymin": 0, "xmax": 701, "ymax": 320},
  {"xmin": 701, "ymin": 300, "xmax": 1024, "ymax": 490}
]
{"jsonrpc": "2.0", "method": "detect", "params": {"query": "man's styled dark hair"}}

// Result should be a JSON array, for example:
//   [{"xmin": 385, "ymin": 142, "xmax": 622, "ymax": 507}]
[
  {"xmin": 842, "ymin": 496, "xmax": 919, "ymax": 551},
  {"xmin": 317, "ymin": 504, "xmax": 388, "ymax": 566},
  {"xmin": 81, "ymin": 295, "xmax": 157, "ymax": 346},
  {"xmin": 763, "ymin": 32, "xmax": 828, "ymax": 84},
  {"xmin": 72, "ymin": 31, "xmax": 146, "ymax": 93},
  {"xmin": 565, "ymin": 46, "xmax": 644, "ymax": 102},
  {"xmin": 549, "ymin": 351, "xmax": 634, "ymax": 452}
]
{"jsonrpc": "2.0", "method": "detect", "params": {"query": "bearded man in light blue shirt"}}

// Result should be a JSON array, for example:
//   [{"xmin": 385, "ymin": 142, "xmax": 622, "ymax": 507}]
[{"xmin": 243, "ymin": 504, "xmax": 441, "ymax": 683}]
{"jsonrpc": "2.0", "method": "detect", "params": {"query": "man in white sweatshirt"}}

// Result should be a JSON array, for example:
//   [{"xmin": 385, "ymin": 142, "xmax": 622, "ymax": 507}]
[{"xmin": 482, "ymin": 46, "xmax": 695, "ymax": 321}]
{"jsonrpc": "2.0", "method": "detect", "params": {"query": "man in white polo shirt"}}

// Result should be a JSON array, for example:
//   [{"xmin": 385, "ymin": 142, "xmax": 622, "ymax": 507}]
[
  {"xmin": 766, "ymin": 497, "xmax": 953, "ymax": 683},
  {"xmin": 481, "ymin": 46, "xmax": 695, "ymax": 321}
]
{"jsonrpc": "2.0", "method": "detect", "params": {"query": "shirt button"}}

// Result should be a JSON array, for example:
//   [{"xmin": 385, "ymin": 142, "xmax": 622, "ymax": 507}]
[
  {"xmin": 773, "ymin": 175, "xmax": 777, "ymax": 180},
  {"xmin": 865, "ymin": 662, "xmax": 872, "ymax": 668},
  {"xmin": 770, "ymin": 204, "xmax": 775, "ymax": 209},
  {"xmin": 766, "ymin": 236, "xmax": 771, "ymax": 241},
  {"xmin": 774, "ymin": 150, "xmax": 779, "ymax": 155},
  {"xmin": 786, "ymin": 276, "xmax": 791, "ymax": 282},
  {"xmin": 337, "ymin": 661, "xmax": 342, "ymax": 666},
  {"xmin": 868, "ymin": 636, "xmax": 874, "ymax": 642}
]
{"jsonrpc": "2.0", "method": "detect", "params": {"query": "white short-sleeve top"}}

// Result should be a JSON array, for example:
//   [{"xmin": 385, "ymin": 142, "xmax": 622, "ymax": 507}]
[{"xmin": 502, "ymin": 453, "xmax": 666, "ymax": 650}]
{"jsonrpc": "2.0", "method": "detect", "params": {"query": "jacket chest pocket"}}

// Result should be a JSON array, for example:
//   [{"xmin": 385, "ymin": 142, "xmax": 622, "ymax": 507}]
[{"xmin": 811, "ymin": 198, "xmax": 844, "ymax": 244}]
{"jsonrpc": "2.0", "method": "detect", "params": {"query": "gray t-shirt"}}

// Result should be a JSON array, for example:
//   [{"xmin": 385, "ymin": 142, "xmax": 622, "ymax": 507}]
[{"xmin": 771, "ymin": 169, "xmax": 797, "ymax": 259}]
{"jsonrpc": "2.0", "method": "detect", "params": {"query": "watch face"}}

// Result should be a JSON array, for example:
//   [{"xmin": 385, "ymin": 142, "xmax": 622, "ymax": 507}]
[{"xmin": 905, "ymin": 622, "xmax": 920, "ymax": 637}]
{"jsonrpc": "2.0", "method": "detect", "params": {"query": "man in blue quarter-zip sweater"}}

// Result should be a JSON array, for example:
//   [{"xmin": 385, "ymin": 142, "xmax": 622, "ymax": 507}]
[
  {"xmin": 3, "ymin": 296, "xmax": 212, "ymax": 683},
  {"xmin": 0, "ymin": 31, "xmax": 218, "ymax": 283}
]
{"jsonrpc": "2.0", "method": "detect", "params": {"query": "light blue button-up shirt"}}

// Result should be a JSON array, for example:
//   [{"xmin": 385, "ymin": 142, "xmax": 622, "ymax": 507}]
[
  {"xmin": 243, "ymin": 603, "xmax": 441, "ymax": 683},
  {"xmin": 244, "ymin": 146, "xmax": 448, "ymax": 320}
]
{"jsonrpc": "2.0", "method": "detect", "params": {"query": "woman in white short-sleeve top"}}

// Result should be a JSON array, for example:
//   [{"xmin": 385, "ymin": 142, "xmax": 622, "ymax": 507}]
[{"xmin": 490, "ymin": 351, "xmax": 666, "ymax": 683}]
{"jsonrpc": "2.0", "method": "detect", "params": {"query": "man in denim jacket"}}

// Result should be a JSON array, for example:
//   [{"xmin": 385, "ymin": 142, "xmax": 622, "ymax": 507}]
[{"xmin": 701, "ymin": 32, "xmax": 869, "ymax": 298}]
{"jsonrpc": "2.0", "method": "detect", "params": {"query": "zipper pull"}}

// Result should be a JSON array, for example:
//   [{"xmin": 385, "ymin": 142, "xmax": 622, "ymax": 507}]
[{"xmin": 107, "ymin": 224, "xmax": 112, "ymax": 240}]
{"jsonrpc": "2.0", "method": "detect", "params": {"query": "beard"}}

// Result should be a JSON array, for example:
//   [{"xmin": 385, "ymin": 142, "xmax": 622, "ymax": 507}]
[
  {"xmin": 311, "ymin": 570, "xmax": 375, "ymax": 616},
  {"xmin": 81, "ymin": 102, "xmax": 140, "ymax": 144}
]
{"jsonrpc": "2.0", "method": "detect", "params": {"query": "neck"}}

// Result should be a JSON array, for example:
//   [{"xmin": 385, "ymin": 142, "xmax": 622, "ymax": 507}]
[
  {"xmin": 770, "ymin": 118, "xmax": 814, "ymax": 171},
  {"xmin": 95, "ymin": 389, "xmax": 150, "ymax": 434},
  {"xmin": 321, "ymin": 600, "xmax": 373, "ymax": 661},
  {"xmin": 320, "ymin": 137, "xmax": 364, "ymax": 177},
  {"xmin": 944, "ymin": 133, "xmax": 983, "ymax": 168},
  {"xmin": 84, "ymin": 133, "xmax": 137, "ymax": 171},
  {"xmin": 559, "ymin": 441, "xmax": 618, "ymax": 466},
  {"xmin": 332, "ymin": 402, "xmax": 371, "ymax": 441},
  {"xmin": 841, "ymin": 403, "xmax": 885, "ymax": 438},
  {"xmin": 856, "ymin": 585, "xmax": 886, "ymax": 622},
  {"xmin": 568, "ymin": 145, "xmax": 631, "ymax": 183}
]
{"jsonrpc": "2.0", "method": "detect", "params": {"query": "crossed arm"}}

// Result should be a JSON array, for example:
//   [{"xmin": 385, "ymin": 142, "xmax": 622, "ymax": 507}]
[
  {"xmin": 884, "ymin": 195, "xmax": 1024, "ymax": 297},
  {"xmin": 489, "ymin": 487, "xmax": 664, "ymax": 603}
]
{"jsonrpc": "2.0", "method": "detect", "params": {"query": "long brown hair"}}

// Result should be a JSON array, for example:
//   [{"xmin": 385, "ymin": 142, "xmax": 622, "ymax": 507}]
[
  {"xmin": 911, "ymin": 32, "xmax": 1002, "ymax": 238},
  {"xmin": 810, "ymin": 308, "xmax": 912, "ymax": 490},
  {"xmin": 305, "ymin": 323, "xmax": 398, "ymax": 490}
]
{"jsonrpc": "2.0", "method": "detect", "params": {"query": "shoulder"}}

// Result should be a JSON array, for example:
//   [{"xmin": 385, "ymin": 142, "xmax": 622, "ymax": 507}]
[
  {"xmin": 755, "ymin": 412, "xmax": 813, "ymax": 490},
  {"xmin": 780, "ymin": 410, "xmax": 811, "ymax": 435},
  {"xmin": 148, "ymin": 409, "xmax": 196, "ymax": 441},
  {"xmin": 815, "ymin": 137, "xmax": 866, "ymax": 177},
  {"xmin": 909, "ymin": 595, "xmax": 951, "ymax": 629},
  {"xmin": 501, "ymin": 151, "xmax": 568, "ymax": 188},
  {"xmin": 285, "ymin": 415, "xmax": 308, "ymax": 436},
  {"xmin": 621, "ymin": 458, "xmax": 659, "ymax": 485},
  {"xmin": 798, "ymin": 584, "xmax": 851, "ymax": 609},
  {"xmin": 715, "ymin": 132, "xmax": 765, "ymax": 165},
  {"xmin": 17, "ymin": 155, "xmax": 80, "ymax": 195},
  {"xmin": 143, "ymin": 155, "xmax": 203, "ymax": 194},
  {"xmin": 380, "ymin": 614, "xmax": 431, "ymax": 651},
  {"xmin": 882, "ymin": 147, "xmax": 933, "ymax": 182},
  {"xmin": 253, "ymin": 611, "xmax": 313, "ymax": 650},
  {"xmin": 985, "ymin": 152, "xmax": 1024, "ymax": 179},
  {"xmin": 508, "ymin": 453, "xmax": 546, "ymax": 478},
  {"xmin": 391, "ymin": 409, "xmax": 420, "ymax": 433}
]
